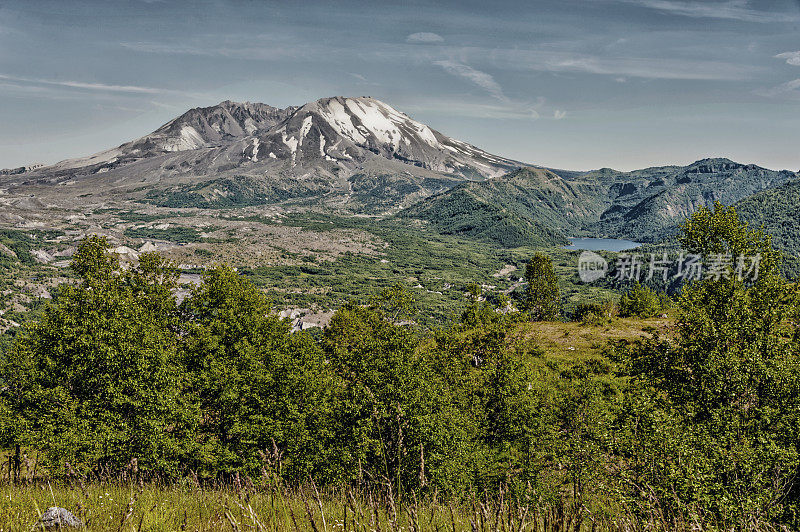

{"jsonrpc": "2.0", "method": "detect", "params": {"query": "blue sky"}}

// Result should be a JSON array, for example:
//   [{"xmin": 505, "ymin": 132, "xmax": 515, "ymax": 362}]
[{"xmin": 1, "ymin": 0, "xmax": 799, "ymax": 171}]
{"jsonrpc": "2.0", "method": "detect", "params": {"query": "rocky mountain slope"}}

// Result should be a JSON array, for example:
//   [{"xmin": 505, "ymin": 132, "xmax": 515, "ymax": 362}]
[
  {"xmin": 1, "ymin": 96, "xmax": 524, "ymax": 213},
  {"xmin": 581, "ymin": 158, "xmax": 798, "ymax": 242}
]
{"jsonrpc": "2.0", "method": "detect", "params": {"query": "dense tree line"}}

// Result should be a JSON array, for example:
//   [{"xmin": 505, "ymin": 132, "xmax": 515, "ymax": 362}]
[{"xmin": 1, "ymin": 203, "xmax": 799, "ymax": 528}]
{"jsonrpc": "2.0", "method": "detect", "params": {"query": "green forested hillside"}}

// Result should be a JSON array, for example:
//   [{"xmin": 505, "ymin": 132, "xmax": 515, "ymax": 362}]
[
  {"xmin": 401, "ymin": 159, "xmax": 798, "ymax": 249},
  {"xmin": 735, "ymin": 177, "xmax": 800, "ymax": 275},
  {"xmin": 589, "ymin": 159, "xmax": 798, "ymax": 242},
  {"xmin": 400, "ymin": 167, "xmax": 602, "ymax": 247},
  {"xmin": 399, "ymin": 185, "xmax": 567, "ymax": 247}
]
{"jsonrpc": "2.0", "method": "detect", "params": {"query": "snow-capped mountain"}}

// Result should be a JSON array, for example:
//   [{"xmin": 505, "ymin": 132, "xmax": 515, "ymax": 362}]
[
  {"xmin": 230, "ymin": 96, "xmax": 521, "ymax": 179},
  {"xmin": 4, "ymin": 97, "xmax": 527, "ymax": 212}
]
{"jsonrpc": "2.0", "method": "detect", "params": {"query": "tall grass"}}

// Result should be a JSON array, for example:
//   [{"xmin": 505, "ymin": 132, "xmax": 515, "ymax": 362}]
[
  {"xmin": 0, "ymin": 480, "xmax": 657, "ymax": 532},
  {"xmin": 0, "ymin": 456, "xmax": 786, "ymax": 530},
  {"xmin": 2, "ymin": 474, "xmax": 773, "ymax": 531}
]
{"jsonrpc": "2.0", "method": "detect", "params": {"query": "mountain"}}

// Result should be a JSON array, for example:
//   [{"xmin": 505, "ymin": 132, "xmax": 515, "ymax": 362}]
[
  {"xmin": 400, "ymin": 167, "xmax": 597, "ymax": 247},
  {"xmin": 400, "ymin": 159, "xmax": 799, "ymax": 248},
  {"xmin": 43, "ymin": 100, "xmax": 297, "ymax": 173},
  {"xmin": 3, "ymin": 98, "xmax": 798, "ymax": 253},
  {"xmin": 569, "ymin": 158, "xmax": 798, "ymax": 243},
  {"xmin": 3, "ymin": 97, "xmax": 524, "ymax": 213},
  {"xmin": 735, "ymin": 177, "xmax": 800, "ymax": 274}
]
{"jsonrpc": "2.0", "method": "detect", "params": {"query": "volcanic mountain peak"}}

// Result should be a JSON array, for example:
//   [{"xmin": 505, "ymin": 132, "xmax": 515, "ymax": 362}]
[
  {"xmin": 22, "ymin": 97, "xmax": 523, "ymax": 183},
  {"xmin": 307, "ymin": 96, "xmax": 440, "ymax": 150},
  {"xmin": 132, "ymin": 100, "xmax": 297, "ymax": 153},
  {"xmin": 242, "ymin": 96, "xmax": 523, "ymax": 179}
]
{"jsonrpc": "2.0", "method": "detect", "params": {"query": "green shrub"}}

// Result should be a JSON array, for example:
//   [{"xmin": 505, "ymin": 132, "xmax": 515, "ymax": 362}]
[
  {"xmin": 618, "ymin": 283, "xmax": 667, "ymax": 318},
  {"xmin": 574, "ymin": 299, "xmax": 617, "ymax": 325},
  {"xmin": 124, "ymin": 226, "xmax": 203, "ymax": 243}
]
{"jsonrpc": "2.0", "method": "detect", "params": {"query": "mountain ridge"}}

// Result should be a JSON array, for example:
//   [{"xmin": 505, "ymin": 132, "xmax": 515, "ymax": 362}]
[{"xmin": 2, "ymin": 97, "xmax": 799, "ymax": 252}]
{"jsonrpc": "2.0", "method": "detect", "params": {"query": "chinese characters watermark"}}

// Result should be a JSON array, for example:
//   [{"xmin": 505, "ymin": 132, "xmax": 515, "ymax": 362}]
[{"xmin": 577, "ymin": 251, "xmax": 761, "ymax": 283}]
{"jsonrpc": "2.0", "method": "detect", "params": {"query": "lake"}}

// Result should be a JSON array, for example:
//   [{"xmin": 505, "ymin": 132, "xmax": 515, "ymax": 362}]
[{"xmin": 564, "ymin": 237, "xmax": 642, "ymax": 252}]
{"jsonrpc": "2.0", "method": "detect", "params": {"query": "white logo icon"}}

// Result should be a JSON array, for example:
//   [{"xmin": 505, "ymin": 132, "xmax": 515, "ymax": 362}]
[{"xmin": 578, "ymin": 251, "xmax": 608, "ymax": 283}]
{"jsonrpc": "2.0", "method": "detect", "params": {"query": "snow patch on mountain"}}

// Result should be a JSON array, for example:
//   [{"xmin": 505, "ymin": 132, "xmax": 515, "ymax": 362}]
[
  {"xmin": 243, "ymin": 117, "xmax": 258, "ymax": 135},
  {"xmin": 318, "ymin": 99, "xmax": 367, "ymax": 144},
  {"xmin": 299, "ymin": 116, "xmax": 313, "ymax": 144},
  {"xmin": 282, "ymin": 132, "xmax": 298, "ymax": 154},
  {"xmin": 343, "ymin": 98, "xmax": 403, "ymax": 149},
  {"xmin": 164, "ymin": 126, "xmax": 206, "ymax": 152},
  {"xmin": 250, "ymin": 138, "xmax": 259, "ymax": 162}
]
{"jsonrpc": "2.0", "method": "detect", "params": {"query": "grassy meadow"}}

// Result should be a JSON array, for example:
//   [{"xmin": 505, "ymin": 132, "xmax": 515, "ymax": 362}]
[{"xmin": 1, "ymin": 479, "xmax": 714, "ymax": 531}]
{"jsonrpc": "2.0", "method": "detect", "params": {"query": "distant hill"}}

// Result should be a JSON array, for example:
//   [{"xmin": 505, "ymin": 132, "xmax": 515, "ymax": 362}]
[
  {"xmin": 400, "ymin": 167, "xmax": 596, "ymax": 247},
  {"xmin": 581, "ymin": 159, "xmax": 798, "ymax": 243},
  {"xmin": 400, "ymin": 187, "xmax": 567, "ymax": 248},
  {"xmin": 401, "ymin": 160, "xmax": 799, "ymax": 248}
]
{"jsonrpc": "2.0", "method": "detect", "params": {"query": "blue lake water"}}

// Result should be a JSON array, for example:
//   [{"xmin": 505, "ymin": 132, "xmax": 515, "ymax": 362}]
[{"xmin": 564, "ymin": 237, "xmax": 641, "ymax": 252}]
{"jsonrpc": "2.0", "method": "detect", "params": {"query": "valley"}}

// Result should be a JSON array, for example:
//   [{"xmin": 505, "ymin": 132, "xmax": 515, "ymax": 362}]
[{"xmin": 1, "ymin": 96, "xmax": 798, "ymax": 333}]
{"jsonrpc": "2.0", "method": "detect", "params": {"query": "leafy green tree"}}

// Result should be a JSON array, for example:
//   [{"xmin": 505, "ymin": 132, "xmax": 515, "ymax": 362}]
[
  {"xmin": 466, "ymin": 282, "xmax": 482, "ymax": 302},
  {"xmin": 179, "ymin": 265, "xmax": 335, "ymax": 481},
  {"xmin": 618, "ymin": 282, "xmax": 666, "ymax": 318},
  {"xmin": 621, "ymin": 203, "xmax": 800, "ymax": 527},
  {"xmin": 429, "ymin": 312, "xmax": 620, "ymax": 515},
  {"xmin": 2, "ymin": 236, "xmax": 191, "ymax": 474},
  {"xmin": 323, "ymin": 302, "xmax": 468, "ymax": 496},
  {"xmin": 524, "ymin": 253, "xmax": 560, "ymax": 320},
  {"xmin": 369, "ymin": 282, "xmax": 417, "ymax": 324}
]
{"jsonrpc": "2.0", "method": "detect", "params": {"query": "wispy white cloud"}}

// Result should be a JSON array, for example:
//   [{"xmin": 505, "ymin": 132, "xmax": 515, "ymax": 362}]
[
  {"xmin": 404, "ymin": 99, "xmax": 544, "ymax": 120},
  {"xmin": 367, "ymin": 43, "xmax": 757, "ymax": 82},
  {"xmin": 462, "ymin": 47, "xmax": 759, "ymax": 81},
  {"xmin": 433, "ymin": 60, "xmax": 509, "ymax": 103},
  {"xmin": 406, "ymin": 32, "xmax": 444, "ymax": 43},
  {"xmin": 757, "ymin": 78, "xmax": 800, "ymax": 97},
  {"xmin": 761, "ymin": 52, "xmax": 800, "ymax": 98},
  {"xmin": 403, "ymin": 93, "xmax": 558, "ymax": 121},
  {"xmin": 120, "ymin": 41, "xmax": 211, "ymax": 56},
  {"xmin": 349, "ymin": 73, "xmax": 380, "ymax": 86},
  {"xmin": 617, "ymin": 0, "xmax": 798, "ymax": 22},
  {"xmin": 776, "ymin": 51, "xmax": 800, "ymax": 66},
  {"xmin": 120, "ymin": 39, "xmax": 326, "ymax": 61},
  {"xmin": 121, "ymin": 36, "xmax": 755, "ymax": 83},
  {"xmin": 0, "ymin": 73, "xmax": 172, "ymax": 94}
]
